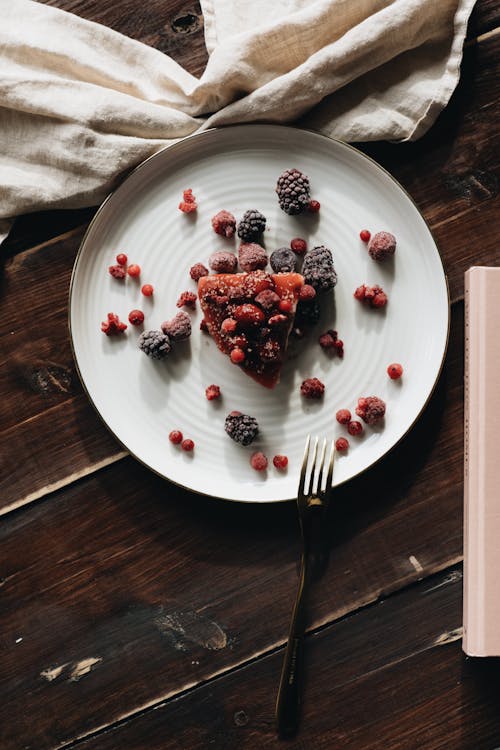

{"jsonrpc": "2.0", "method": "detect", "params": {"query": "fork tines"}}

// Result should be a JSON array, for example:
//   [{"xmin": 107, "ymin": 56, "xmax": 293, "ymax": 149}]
[{"xmin": 298, "ymin": 435, "xmax": 335, "ymax": 508}]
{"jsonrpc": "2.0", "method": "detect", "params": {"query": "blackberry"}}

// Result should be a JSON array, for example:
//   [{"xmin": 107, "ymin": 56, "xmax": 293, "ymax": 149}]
[
  {"xmin": 224, "ymin": 411, "xmax": 259, "ymax": 446},
  {"xmin": 302, "ymin": 245, "xmax": 337, "ymax": 292},
  {"xmin": 295, "ymin": 299, "xmax": 320, "ymax": 327},
  {"xmin": 276, "ymin": 168, "xmax": 311, "ymax": 215},
  {"xmin": 138, "ymin": 330, "xmax": 171, "ymax": 359},
  {"xmin": 270, "ymin": 247, "xmax": 296, "ymax": 273},
  {"xmin": 237, "ymin": 210, "xmax": 266, "ymax": 241}
]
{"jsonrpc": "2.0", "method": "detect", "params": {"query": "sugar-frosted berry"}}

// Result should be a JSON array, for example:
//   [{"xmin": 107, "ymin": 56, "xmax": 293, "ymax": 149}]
[
  {"xmin": 209, "ymin": 251, "xmax": 237, "ymax": 274},
  {"xmin": 388, "ymin": 362, "xmax": 403, "ymax": 379},
  {"xmin": 255, "ymin": 289, "xmax": 280, "ymax": 312},
  {"xmin": 336, "ymin": 409, "xmax": 351, "ymax": 425},
  {"xmin": 299, "ymin": 284, "xmax": 316, "ymax": 301},
  {"xmin": 161, "ymin": 311, "xmax": 192, "ymax": 341},
  {"xmin": 251, "ymin": 452, "xmax": 268, "ymax": 471},
  {"xmin": 101, "ymin": 312, "xmax": 127, "ymax": 335},
  {"xmin": 335, "ymin": 437, "xmax": 349, "ymax": 451},
  {"xmin": 109, "ymin": 264, "xmax": 126, "ymax": 279},
  {"xmin": 190, "ymin": 262, "xmax": 209, "ymax": 281},
  {"xmin": 178, "ymin": 188, "xmax": 197, "ymax": 213},
  {"xmin": 276, "ymin": 168, "xmax": 311, "ymax": 215},
  {"xmin": 128, "ymin": 309, "xmax": 145, "ymax": 326},
  {"xmin": 355, "ymin": 396, "xmax": 386, "ymax": 425},
  {"xmin": 302, "ymin": 246, "xmax": 337, "ymax": 292},
  {"xmin": 138, "ymin": 329, "xmax": 171, "ymax": 359},
  {"xmin": 169, "ymin": 430, "xmax": 183, "ymax": 444},
  {"xmin": 224, "ymin": 412, "xmax": 259, "ymax": 445},
  {"xmin": 270, "ymin": 247, "xmax": 296, "ymax": 273},
  {"xmin": 238, "ymin": 243, "xmax": 268, "ymax": 272},
  {"xmin": 205, "ymin": 384, "xmax": 221, "ymax": 401},
  {"xmin": 347, "ymin": 420, "xmax": 363, "ymax": 436},
  {"xmin": 300, "ymin": 377, "xmax": 325, "ymax": 399},
  {"xmin": 237, "ymin": 210, "xmax": 266, "ymax": 241},
  {"xmin": 319, "ymin": 329, "xmax": 344, "ymax": 357},
  {"xmin": 212, "ymin": 210, "xmax": 237, "ymax": 238},
  {"xmin": 368, "ymin": 231, "xmax": 396, "ymax": 261},
  {"xmin": 176, "ymin": 290, "xmax": 197, "ymax": 308}
]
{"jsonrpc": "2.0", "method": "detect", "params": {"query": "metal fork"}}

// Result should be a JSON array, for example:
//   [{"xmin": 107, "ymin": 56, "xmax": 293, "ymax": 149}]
[{"xmin": 275, "ymin": 435, "xmax": 335, "ymax": 738}]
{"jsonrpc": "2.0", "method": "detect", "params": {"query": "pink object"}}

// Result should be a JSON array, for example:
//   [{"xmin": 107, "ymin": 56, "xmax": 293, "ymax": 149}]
[{"xmin": 463, "ymin": 266, "xmax": 500, "ymax": 656}]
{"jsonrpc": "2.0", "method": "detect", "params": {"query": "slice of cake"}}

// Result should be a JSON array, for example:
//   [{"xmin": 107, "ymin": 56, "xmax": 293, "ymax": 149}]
[{"xmin": 198, "ymin": 270, "xmax": 304, "ymax": 388}]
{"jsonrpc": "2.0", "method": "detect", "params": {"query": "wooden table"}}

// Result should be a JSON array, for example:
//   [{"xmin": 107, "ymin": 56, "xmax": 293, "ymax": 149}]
[{"xmin": 1, "ymin": 2, "xmax": 499, "ymax": 748}]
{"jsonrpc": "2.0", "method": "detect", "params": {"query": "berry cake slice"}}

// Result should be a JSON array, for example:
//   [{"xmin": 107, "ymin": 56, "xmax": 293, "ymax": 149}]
[{"xmin": 198, "ymin": 270, "xmax": 304, "ymax": 388}]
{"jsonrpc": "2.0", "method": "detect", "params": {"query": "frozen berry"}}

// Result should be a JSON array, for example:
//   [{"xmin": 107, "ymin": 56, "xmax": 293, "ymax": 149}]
[
  {"xmin": 308, "ymin": 199, "xmax": 321, "ymax": 213},
  {"xmin": 221, "ymin": 317, "xmax": 237, "ymax": 334},
  {"xmin": 300, "ymin": 377, "xmax": 325, "ymax": 399},
  {"xmin": 270, "ymin": 247, "xmax": 296, "ymax": 273},
  {"xmin": 234, "ymin": 303, "xmax": 265, "ymax": 327},
  {"xmin": 319, "ymin": 329, "xmax": 344, "ymax": 357},
  {"xmin": 225, "ymin": 412, "xmax": 259, "ymax": 445},
  {"xmin": 108, "ymin": 264, "xmax": 126, "ymax": 279},
  {"xmin": 336, "ymin": 409, "xmax": 351, "ymax": 425},
  {"xmin": 335, "ymin": 437, "xmax": 349, "ymax": 451},
  {"xmin": 359, "ymin": 230, "xmax": 371, "ymax": 243},
  {"xmin": 138, "ymin": 329, "xmax": 171, "ymax": 359},
  {"xmin": 299, "ymin": 284, "xmax": 316, "ymax": 301},
  {"xmin": 295, "ymin": 299, "xmax": 320, "ymax": 327},
  {"xmin": 128, "ymin": 309, "xmax": 145, "ymax": 326},
  {"xmin": 169, "ymin": 430, "xmax": 183, "ymax": 444},
  {"xmin": 176, "ymin": 291, "xmax": 197, "ymax": 308},
  {"xmin": 101, "ymin": 312, "xmax": 127, "ymax": 335},
  {"xmin": 347, "ymin": 420, "xmax": 363, "ymax": 436},
  {"xmin": 372, "ymin": 288, "xmax": 388, "ymax": 308},
  {"xmin": 116, "ymin": 253, "xmax": 128, "ymax": 265},
  {"xmin": 127, "ymin": 264, "xmax": 141, "ymax": 278},
  {"xmin": 211, "ymin": 210, "xmax": 237, "ymax": 238},
  {"xmin": 190, "ymin": 263, "xmax": 209, "ymax": 281},
  {"xmin": 302, "ymin": 246, "xmax": 337, "ymax": 292},
  {"xmin": 354, "ymin": 284, "xmax": 388, "ymax": 308},
  {"xmin": 209, "ymin": 251, "xmax": 237, "ymax": 274},
  {"xmin": 230, "ymin": 347, "xmax": 245, "ymax": 364},
  {"xmin": 388, "ymin": 362, "xmax": 403, "ymax": 379},
  {"xmin": 268, "ymin": 313, "xmax": 288, "ymax": 327},
  {"xmin": 141, "ymin": 284, "xmax": 154, "ymax": 296},
  {"xmin": 179, "ymin": 188, "xmax": 197, "ymax": 213},
  {"xmin": 355, "ymin": 396, "xmax": 386, "ymax": 425},
  {"xmin": 291, "ymin": 237, "xmax": 307, "ymax": 254},
  {"xmin": 237, "ymin": 210, "xmax": 266, "ymax": 241},
  {"xmin": 161, "ymin": 311, "xmax": 192, "ymax": 341},
  {"xmin": 181, "ymin": 438, "xmax": 195, "ymax": 451},
  {"xmin": 255, "ymin": 289, "xmax": 280, "ymax": 312},
  {"xmin": 238, "ymin": 243, "xmax": 268, "ymax": 272},
  {"xmin": 205, "ymin": 384, "xmax": 221, "ymax": 401},
  {"xmin": 278, "ymin": 299, "xmax": 293, "ymax": 314},
  {"xmin": 368, "ymin": 231, "xmax": 396, "ymax": 261},
  {"xmin": 276, "ymin": 169, "xmax": 311, "ymax": 215},
  {"xmin": 250, "ymin": 452, "xmax": 268, "ymax": 471},
  {"xmin": 273, "ymin": 454, "xmax": 288, "ymax": 470}
]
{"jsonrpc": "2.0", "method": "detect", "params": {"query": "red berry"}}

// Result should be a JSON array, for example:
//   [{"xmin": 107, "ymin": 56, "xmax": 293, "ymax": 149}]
[
  {"xmin": 278, "ymin": 299, "xmax": 293, "ymax": 314},
  {"xmin": 101, "ymin": 312, "xmax": 127, "ymax": 335},
  {"xmin": 127, "ymin": 264, "xmax": 141, "ymax": 278},
  {"xmin": 372, "ymin": 290, "xmax": 388, "ymax": 308},
  {"xmin": 181, "ymin": 438, "xmax": 195, "ymax": 452},
  {"xmin": 300, "ymin": 377, "xmax": 325, "ymax": 399},
  {"xmin": 319, "ymin": 329, "xmax": 343, "ymax": 357},
  {"xmin": 250, "ymin": 452, "xmax": 268, "ymax": 471},
  {"xmin": 141, "ymin": 284, "xmax": 154, "ymax": 297},
  {"xmin": 335, "ymin": 437, "xmax": 349, "ymax": 451},
  {"xmin": 299, "ymin": 284, "xmax": 316, "ymax": 301},
  {"xmin": 354, "ymin": 284, "xmax": 366, "ymax": 300},
  {"xmin": 308, "ymin": 199, "xmax": 321, "ymax": 213},
  {"xmin": 189, "ymin": 263, "xmax": 209, "ymax": 281},
  {"xmin": 179, "ymin": 189, "xmax": 197, "ymax": 213},
  {"xmin": 268, "ymin": 313, "xmax": 288, "ymax": 327},
  {"xmin": 176, "ymin": 291, "xmax": 197, "ymax": 308},
  {"xmin": 273, "ymin": 454, "xmax": 288, "ymax": 470},
  {"xmin": 108, "ymin": 264, "xmax": 126, "ymax": 279},
  {"xmin": 221, "ymin": 318, "xmax": 237, "ymax": 334},
  {"xmin": 388, "ymin": 362, "xmax": 403, "ymax": 379},
  {"xmin": 234, "ymin": 303, "xmax": 265, "ymax": 327},
  {"xmin": 116, "ymin": 253, "xmax": 128, "ymax": 266},
  {"xmin": 359, "ymin": 229, "xmax": 371, "ymax": 243},
  {"xmin": 128, "ymin": 309, "xmax": 145, "ymax": 325},
  {"xmin": 290, "ymin": 238, "xmax": 307, "ymax": 255},
  {"xmin": 169, "ymin": 430, "xmax": 183, "ymax": 444},
  {"xmin": 230, "ymin": 347, "xmax": 245, "ymax": 364},
  {"xmin": 347, "ymin": 420, "xmax": 363, "ymax": 436},
  {"xmin": 354, "ymin": 283, "xmax": 388, "ymax": 308},
  {"xmin": 205, "ymin": 384, "xmax": 221, "ymax": 401},
  {"xmin": 355, "ymin": 396, "xmax": 386, "ymax": 425},
  {"xmin": 336, "ymin": 409, "xmax": 351, "ymax": 425}
]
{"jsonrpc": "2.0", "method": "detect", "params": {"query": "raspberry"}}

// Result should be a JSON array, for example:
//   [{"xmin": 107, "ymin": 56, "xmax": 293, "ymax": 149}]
[
  {"xmin": 237, "ymin": 210, "xmax": 266, "ymax": 241},
  {"xmin": 372, "ymin": 289, "xmax": 388, "ymax": 308},
  {"xmin": 270, "ymin": 247, "xmax": 296, "ymax": 273},
  {"xmin": 161, "ymin": 311, "xmax": 192, "ymax": 341},
  {"xmin": 179, "ymin": 188, "xmax": 197, "ymax": 213},
  {"xmin": 109, "ymin": 264, "xmax": 126, "ymax": 279},
  {"xmin": 359, "ymin": 230, "xmax": 371, "ymax": 243},
  {"xmin": 354, "ymin": 284, "xmax": 388, "ymax": 308},
  {"xmin": 368, "ymin": 231, "xmax": 396, "ymax": 261},
  {"xmin": 291, "ymin": 237, "xmax": 307, "ymax": 254},
  {"xmin": 308, "ymin": 199, "xmax": 321, "ymax": 213},
  {"xmin": 141, "ymin": 284, "xmax": 154, "ymax": 296},
  {"xmin": 101, "ymin": 312, "xmax": 127, "ymax": 335},
  {"xmin": 205, "ymin": 384, "xmax": 221, "ymax": 401},
  {"xmin": 209, "ymin": 251, "xmax": 237, "ymax": 274},
  {"xmin": 302, "ymin": 246, "xmax": 337, "ymax": 292},
  {"xmin": 230, "ymin": 347, "xmax": 245, "ymax": 364},
  {"xmin": 176, "ymin": 291, "xmax": 197, "ymax": 308},
  {"xmin": 128, "ymin": 309, "xmax": 145, "ymax": 326},
  {"xmin": 211, "ymin": 210, "xmax": 237, "ymax": 238},
  {"xmin": 319, "ymin": 329, "xmax": 344, "ymax": 357},
  {"xmin": 238, "ymin": 243, "xmax": 268, "ymax": 272},
  {"xmin": 116, "ymin": 253, "xmax": 128, "ymax": 265},
  {"xmin": 181, "ymin": 438, "xmax": 195, "ymax": 451},
  {"xmin": 127, "ymin": 264, "xmax": 141, "ymax": 278},
  {"xmin": 355, "ymin": 396, "xmax": 386, "ymax": 425},
  {"xmin": 388, "ymin": 362, "xmax": 403, "ymax": 379},
  {"xmin": 347, "ymin": 420, "xmax": 363, "ymax": 436},
  {"xmin": 251, "ymin": 452, "xmax": 268, "ymax": 471},
  {"xmin": 336, "ymin": 409, "xmax": 351, "ymax": 425},
  {"xmin": 138, "ymin": 330, "xmax": 171, "ymax": 359},
  {"xmin": 273, "ymin": 454, "xmax": 288, "ymax": 470},
  {"xmin": 169, "ymin": 430, "xmax": 183, "ymax": 444},
  {"xmin": 300, "ymin": 377, "xmax": 325, "ymax": 399},
  {"xmin": 276, "ymin": 169, "xmax": 311, "ymax": 215},
  {"xmin": 299, "ymin": 284, "xmax": 316, "ymax": 301},
  {"xmin": 221, "ymin": 317, "xmax": 237, "ymax": 334},
  {"xmin": 224, "ymin": 412, "xmax": 259, "ymax": 445},
  {"xmin": 234, "ymin": 303, "xmax": 265, "ymax": 327},
  {"xmin": 255, "ymin": 289, "xmax": 280, "ymax": 312},
  {"xmin": 190, "ymin": 263, "xmax": 208, "ymax": 281},
  {"xmin": 335, "ymin": 437, "xmax": 349, "ymax": 451}
]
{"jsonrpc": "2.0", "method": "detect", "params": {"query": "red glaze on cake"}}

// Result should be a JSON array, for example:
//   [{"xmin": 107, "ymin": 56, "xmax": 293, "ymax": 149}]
[{"xmin": 198, "ymin": 270, "xmax": 304, "ymax": 388}]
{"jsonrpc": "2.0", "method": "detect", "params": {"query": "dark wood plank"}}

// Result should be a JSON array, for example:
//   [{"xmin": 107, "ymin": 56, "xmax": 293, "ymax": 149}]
[{"xmin": 69, "ymin": 566, "xmax": 500, "ymax": 750}]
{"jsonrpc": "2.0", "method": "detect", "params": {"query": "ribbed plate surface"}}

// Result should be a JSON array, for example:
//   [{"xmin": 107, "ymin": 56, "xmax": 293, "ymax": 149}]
[{"xmin": 69, "ymin": 125, "xmax": 449, "ymax": 502}]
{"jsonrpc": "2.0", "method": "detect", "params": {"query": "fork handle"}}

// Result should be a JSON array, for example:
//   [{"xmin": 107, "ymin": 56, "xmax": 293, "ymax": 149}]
[{"xmin": 275, "ymin": 554, "xmax": 309, "ymax": 737}]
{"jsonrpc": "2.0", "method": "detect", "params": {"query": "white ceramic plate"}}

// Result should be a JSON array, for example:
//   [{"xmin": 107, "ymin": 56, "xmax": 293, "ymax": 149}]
[{"xmin": 69, "ymin": 124, "xmax": 449, "ymax": 502}]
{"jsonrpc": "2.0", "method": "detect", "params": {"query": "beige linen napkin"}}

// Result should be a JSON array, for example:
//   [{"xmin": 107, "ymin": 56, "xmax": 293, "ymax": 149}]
[{"xmin": 0, "ymin": 0, "xmax": 476, "ymax": 242}]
